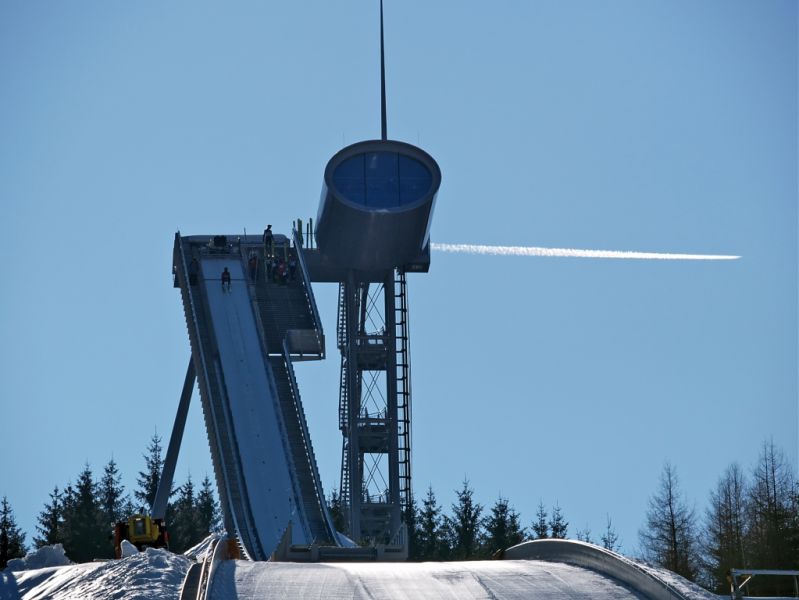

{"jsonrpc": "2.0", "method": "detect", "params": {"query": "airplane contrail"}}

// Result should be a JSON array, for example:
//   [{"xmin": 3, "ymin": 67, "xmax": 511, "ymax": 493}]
[{"xmin": 431, "ymin": 243, "xmax": 740, "ymax": 261}]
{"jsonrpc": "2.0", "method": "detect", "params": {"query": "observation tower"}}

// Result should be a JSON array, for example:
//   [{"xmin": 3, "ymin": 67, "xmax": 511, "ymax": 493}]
[{"xmin": 309, "ymin": 137, "xmax": 441, "ymax": 543}]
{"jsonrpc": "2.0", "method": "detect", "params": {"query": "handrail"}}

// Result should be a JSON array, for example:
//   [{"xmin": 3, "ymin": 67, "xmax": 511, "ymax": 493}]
[
  {"xmin": 730, "ymin": 568, "xmax": 799, "ymax": 599},
  {"xmin": 192, "ymin": 536, "xmax": 219, "ymax": 600},
  {"xmin": 292, "ymin": 228, "xmax": 324, "ymax": 357},
  {"xmin": 175, "ymin": 237, "xmax": 236, "ymax": 534},
  {"xmin": 192, "ymin": 534, "xmax": 231, "ymax": 600},
  {"xmin": 282, "ymin": 338, "xmax": 337, "ymax": 540}
]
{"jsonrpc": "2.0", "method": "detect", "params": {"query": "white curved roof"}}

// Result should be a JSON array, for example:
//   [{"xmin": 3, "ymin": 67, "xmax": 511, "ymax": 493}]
[
  {"xmin": 205, "ymin": 540, "xmax": 722, "ymax": 600},
  {"xmin": 208, "ymin": 559, "xmax": 649, "ymax": 599}
]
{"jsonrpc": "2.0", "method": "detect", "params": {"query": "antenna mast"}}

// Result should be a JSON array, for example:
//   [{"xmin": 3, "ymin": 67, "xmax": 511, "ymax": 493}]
[{"xmin": 380, "ymin": 0, "xmax": 387, "ymax": 140}]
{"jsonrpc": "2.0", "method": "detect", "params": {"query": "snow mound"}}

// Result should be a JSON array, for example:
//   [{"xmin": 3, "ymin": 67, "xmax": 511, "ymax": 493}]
[
  {"xmin": 7, "ymin": 547, "xmax": 191, "ymax": 600},
  {"xmin": 5, "ymin": 544, "xmax": 73, "ymax": 571},
  {"xmin": 120, "ymin": 540, "xmax": 139, "ymax": 558}
]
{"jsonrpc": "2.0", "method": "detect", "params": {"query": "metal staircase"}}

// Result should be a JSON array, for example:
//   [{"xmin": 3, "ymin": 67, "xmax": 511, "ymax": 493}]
[
  {"xmin": 252, "ymin": 246, "xmax": 322, "ymax": 358},
  {"xmin": 337, "ymin": 283, "xmax": 352, "ymax": 512},
  {"xmin": 394, "ymin": 270, "xmax": 412, "ymax": 512},
  {"xmin": 245, "ymin": 241, "xmax": 331, "ymax": 544}
]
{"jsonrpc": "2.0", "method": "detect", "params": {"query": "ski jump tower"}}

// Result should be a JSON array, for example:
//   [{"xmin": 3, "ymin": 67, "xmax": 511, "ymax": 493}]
[{"xmin": 163, "ymin": 2, "xmax": 441, "ymax": 556}]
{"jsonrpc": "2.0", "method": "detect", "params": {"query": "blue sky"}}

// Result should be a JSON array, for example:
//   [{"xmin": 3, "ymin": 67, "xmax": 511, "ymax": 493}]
[{"xmin": 1, "ymin": 1, "xmax": 796, "ymax": 554}]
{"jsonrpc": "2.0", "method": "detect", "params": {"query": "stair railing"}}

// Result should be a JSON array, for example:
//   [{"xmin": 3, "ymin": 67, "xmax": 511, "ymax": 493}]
[{"xmin": 282, "ymin": 339, "xmax": 338, "ymax": 539}]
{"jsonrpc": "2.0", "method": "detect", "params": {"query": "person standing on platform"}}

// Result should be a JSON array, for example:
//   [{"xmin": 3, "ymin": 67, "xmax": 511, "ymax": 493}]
[
  {"xmin": 263, "ymin": 225, "xmax": 273, "ymax": 258},
  {"xmin": 221, "ymin": 267, "xmax": 231, "ymax": 293}
]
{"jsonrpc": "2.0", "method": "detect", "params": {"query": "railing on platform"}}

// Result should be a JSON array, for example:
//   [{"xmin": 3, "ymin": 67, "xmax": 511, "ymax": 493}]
[
  {"xmin": 730, "ymin": 569, "xmax": 799, "ymax": 599},
  {"xmin": 292, "ymin": 228, "xmax": 325, "ymax": 358}
]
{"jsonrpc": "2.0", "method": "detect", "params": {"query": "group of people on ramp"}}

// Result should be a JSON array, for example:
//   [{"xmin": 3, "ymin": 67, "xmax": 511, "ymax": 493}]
[{"xmin": 216, "ymin": 224, "xmax": 297, "ymax": 292}]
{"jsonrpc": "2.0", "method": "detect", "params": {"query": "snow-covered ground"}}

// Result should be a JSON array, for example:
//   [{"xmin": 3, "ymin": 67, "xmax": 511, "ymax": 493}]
[{"xmin": 1, "ymin": 545, "xmax": 190, "ymax": 600}]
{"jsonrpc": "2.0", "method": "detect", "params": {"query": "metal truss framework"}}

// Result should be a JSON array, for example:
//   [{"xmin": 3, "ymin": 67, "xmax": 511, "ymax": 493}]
[{"xmin": 337, "ymin": 270, "xmax": 412, "ymax": 543}]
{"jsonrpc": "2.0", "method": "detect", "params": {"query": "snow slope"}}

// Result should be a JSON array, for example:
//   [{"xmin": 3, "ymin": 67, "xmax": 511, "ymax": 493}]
[{"xmin": 1, "ymin": 548, "xmax": 190, "ymax": 600}]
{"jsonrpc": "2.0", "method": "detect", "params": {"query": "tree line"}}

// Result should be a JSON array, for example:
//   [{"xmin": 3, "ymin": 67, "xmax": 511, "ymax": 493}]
[
  {"xmin": 3, "ymin": 435, "xmax": 796, "ymax": 593},
  {"xmin": 638, "ymin": 439, "xmax": 799, "ymax": 595},
  {"xmin": 1, "ymin": 434, "xmax": 220, "ymax": 568},
  {"xmin": 329, "ymin": 481, "xmax": 621, "ymax": 562},
  {"xmin": 324, "ymin": 439, "xmax": 796, "ymax": 595}
]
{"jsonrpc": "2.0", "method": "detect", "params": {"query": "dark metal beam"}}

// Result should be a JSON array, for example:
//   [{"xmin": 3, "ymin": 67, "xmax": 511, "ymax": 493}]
[{"xmin": 152, "ymin": 357, "xmax": 196, "ymax": 520}]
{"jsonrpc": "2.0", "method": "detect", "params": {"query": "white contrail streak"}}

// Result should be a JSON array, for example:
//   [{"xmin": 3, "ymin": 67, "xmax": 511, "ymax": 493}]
[{"xmin": 431, "ymin": 243, "xmax": 740, "ymax": 261}]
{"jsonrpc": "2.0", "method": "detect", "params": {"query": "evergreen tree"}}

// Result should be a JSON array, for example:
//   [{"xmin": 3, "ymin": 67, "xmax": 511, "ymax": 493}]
[
  {"xmin": 169, "ymin": 475, "xmax": 201, "ymax": 553},
  {"xmin": 34, "ymin": 486, "xmax": 64, "ymax": 548},
  {"xmin": 196, "ymin": 475, "xmax": 220, "ymax": 535},
  {"xmin": 62, "ymin": 463, "xmax": 110, "ymax": 561},
  {"xmin": 743, "ymin": 440, "xmax": 799, "ymax": 594},
  {"xmin": 417, "ymin": 486, "xmax": 445, "ymax": 561},
  {"xmin": 328, "ymin": 488, "xmax": 346, "ymax": 534},
  {"xmin": 600, "ymin": 514, "xmax": 620, "ymax": 552},
  {"xmin": 638, "ymin": 463, "xmax": 700, "ymax": 581},
  {"xmin": 532, "ymin": 500, "xmax": 549, "ymax": 539},
  {"xmin": 167, "ymin": 474, "xmax": 221, "ymax": 553},
  {"xmin": 61, "ymin": 482, "xmax": 76, "ymax": 526},
  {"xmin": 120, "ymin": 496, "xmax": 137, "ymax": 522},
  {"xmin": 482, "ymin": 496, "xmax": 525, "ymax": 557},
  {"xmin": 549, "ymin": 503, "xmax": 568, "ymax": 539},
  {"xmin": 0, "ymin": 496, "xmax": 27, "ymax": 569},
  {"xmin": 703, "ymin": 463, "xmax": 748, "ymax": 593},
  {"xmin": 576, "ymin": 526, "xmax": 593, "ymax": 544},
  {"xmin": 444, "ymin": 479, "xmax": 483, "ymax": 560},
  {"xmin": 790, "ymin": 482, "xmax": 799, "ymax": 565},
  {"xmin": 136, "ymin": 433, "xmax": 164, "ymax": 513},
  {"xmin": 98, "ymin": 458, "xmax": 125, "ymax": 526}
]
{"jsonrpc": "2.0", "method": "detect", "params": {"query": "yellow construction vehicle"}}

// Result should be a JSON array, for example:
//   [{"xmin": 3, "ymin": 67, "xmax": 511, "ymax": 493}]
[{"xmin": 114, "ymin": 515, "xmax": 168, "ymax": 558}]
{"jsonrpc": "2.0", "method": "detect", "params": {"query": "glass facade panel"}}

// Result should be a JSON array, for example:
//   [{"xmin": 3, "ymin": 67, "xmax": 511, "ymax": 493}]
[
  {"xmin": 333, "ymin": 151, "xmax": 432, "ymax": 208},
  {"xmin": 332, "ymin": 154, "xmax": 366, "ymax": 204},
  {"xmin": 364, "ymin": 152, "xmax": 399, "ymax": 207},
  {"xmin": 398, "ymin": 155, "xmax": 433, "ymax": 205}
]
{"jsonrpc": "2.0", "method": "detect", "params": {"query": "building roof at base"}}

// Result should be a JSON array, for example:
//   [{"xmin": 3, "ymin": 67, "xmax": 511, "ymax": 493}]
[
  {"xmin": 209, "ymin": 559, "xmax": 649, "ymax": 599},
  {"xmin": 207, "ymin": 540, "xmax": 722, "ymax": 600}
]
